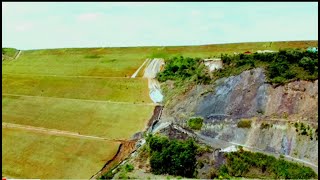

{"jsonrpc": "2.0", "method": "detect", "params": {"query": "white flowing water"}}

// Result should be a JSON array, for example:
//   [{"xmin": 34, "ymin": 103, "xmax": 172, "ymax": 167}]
[{"xmin": 143, "ymin": 58, "xmax": 165, "ymax": 103}]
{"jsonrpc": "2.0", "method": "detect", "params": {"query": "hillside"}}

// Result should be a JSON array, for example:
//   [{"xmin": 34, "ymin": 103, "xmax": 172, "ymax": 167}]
[
  {"xmin": 2, "ymin": 40, "xmax": 318, "ymax": 179},
  {"xmin": 98, "ymin": 41, "xmax": 318, "ymax": 179}
]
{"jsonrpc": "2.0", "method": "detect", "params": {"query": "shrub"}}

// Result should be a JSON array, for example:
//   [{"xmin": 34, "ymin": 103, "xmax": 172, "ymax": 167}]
[
  {"xmin": 196, "ymin": 145, "xmax": 212, "ymax": 155},
  {"xmin": 100, "ymin": 170, "xmax": 114, "ymax": 179},
  {"xmin": 118, "ymin": 171, "xmax": 129, "ymax": 179},
  {"xmin": 299, "ymin": 57, "xmax": 317, "ymax": 74},
  {"xmin": 146, "ymin": 134, "xmax": 198, "ymax": 178},
  {"xmin": 85, "ymin": 54, "xmax": 101, "ymax": 59},
  {"xmin": 219, "ymin": 150, "xmax": 317, "ymax": 179},
  {"xmin": 187, "ymin": 117, "xmax": 204, "ymax": 130},
  {"xmin": 156, "ymin": 56, "xmax": 211, "ymax": 84},
  {"xmin": 216, "ymin": 49, "xmax": 318, "ymax": 86},
  {"xmin": 2, "ymin": 48, "xmax": 18, "ymax": 58},
  {"xmin": 237, "ymin": 119, "xmax": 252, "ymax": 128},
  {"xmin": 260, "ymin": 122, "xmax": 271, "ymax": 129},
  {"xmin": 125, "ymin": 164, "xmax": 134, "ymax": 172}
]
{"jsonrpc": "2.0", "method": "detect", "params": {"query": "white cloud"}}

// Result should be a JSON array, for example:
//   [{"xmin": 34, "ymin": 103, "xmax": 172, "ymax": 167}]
[
  {"xmin": 101, "ymin": 2, "xmax": 169, "ymax": 7},
  {"xmin": 14, "ymin": 22, "xmax": 34, "ymax": 32},
  {"xmin": 77, "ymin": 12, "xmax": 104, "ymax": 22},
  {"xmin": 191, "ymin": 10, "xmax": 201, "ymax": 16},
  {"xmin": 211, "ymin": 11, "xmax": 224, "ymax": 20}
]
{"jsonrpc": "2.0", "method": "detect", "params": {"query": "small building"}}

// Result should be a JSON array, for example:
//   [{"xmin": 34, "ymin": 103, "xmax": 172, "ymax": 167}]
[
  {"xmin": 203, "ymin": 58, "xmax": 223, "ymax": 72},
  {"xmin": 244, "ymin": 51, "xmax": 251, "ymax": 54}
]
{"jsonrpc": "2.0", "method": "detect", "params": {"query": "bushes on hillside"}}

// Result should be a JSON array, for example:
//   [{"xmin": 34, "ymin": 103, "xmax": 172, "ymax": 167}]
[
  {"xmin": 146, "ymin": 134, "xmax": 198, "ymax": 178},
  {"xmin": 237, "ymin": 119, "xmax": 252, "ymax": 128},
  {"xmin": 2, "ymin": 48, "xmax": 18, "ymax": 58},
  {"xmin": 187, "ymin": 117, "xmax": 204, "ymax": 130},
  {"xmin": 157, "ymin": 49, "xmax": 317, "ymax": 105},
  {"xmin": 294, "ymin": 122, "xmax": 316, "ymax": 140},
  {"xmin": 260, "ymin": 122, "xmax": 272, "ymax": 129},
  {"xmin": 218, "ymin": 150, "xmax": 317, "ymax": 179},
  {"xmin": 219, "ymin": 48, "xmax": 318, "ymax": 85},
  {"xmin": 156, "ymin": 56, "xmax": 211, "ymax": 84}
]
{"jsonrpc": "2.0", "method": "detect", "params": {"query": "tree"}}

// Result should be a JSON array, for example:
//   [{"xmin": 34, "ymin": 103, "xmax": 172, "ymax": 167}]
[{"xmin": 147, "ymin": 135, "xmax": 198, "ymax": 178}]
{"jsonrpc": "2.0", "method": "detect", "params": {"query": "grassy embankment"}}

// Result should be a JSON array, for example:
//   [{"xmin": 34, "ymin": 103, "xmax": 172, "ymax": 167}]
[
  {"xmin": 2, "ymin": 40, "xmax": 317, "ymax": 178},
  {"xmin": 2, "ymin": 47, "xmax": 156, "ymax": 178},
  {"xmin": 2, "ymin": 128, "xmax": 120, "ymax": 179}
]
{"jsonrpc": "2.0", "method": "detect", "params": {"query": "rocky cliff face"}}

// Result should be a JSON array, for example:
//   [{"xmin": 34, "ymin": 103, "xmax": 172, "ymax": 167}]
[
  {"xmin": 160, "ymin": 67, "xmax": 318, "ymax": 167},
  {"xmin": 163, "ymin": 68, "xmax": 318, "ymax": 122}
]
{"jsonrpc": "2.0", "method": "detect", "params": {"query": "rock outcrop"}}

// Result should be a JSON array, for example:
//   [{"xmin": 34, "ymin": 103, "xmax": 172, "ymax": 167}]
[
  {"xmin": 160, "ymin": 67, "xmax": 318, "ymax": 168},
  {"xmin": 163, "ymin": 68, "xmax": 318, "ymax": 122}
]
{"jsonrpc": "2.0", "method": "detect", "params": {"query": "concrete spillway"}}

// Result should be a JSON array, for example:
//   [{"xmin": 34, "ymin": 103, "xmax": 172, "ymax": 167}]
[{"xmin": 143, "ymin": 58, "xmax": 165, "ymax": 104}]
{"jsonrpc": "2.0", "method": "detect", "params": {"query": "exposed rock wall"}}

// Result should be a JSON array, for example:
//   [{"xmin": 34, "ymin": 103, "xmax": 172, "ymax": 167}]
[
  {"xmin": 200, "ymin": 119, "xmax": 318, "ymax": 166},
  {"xmin": 162, "ymin": 68, "xmax": 318, "ymax": 122},
  {"xmin": 160, "ymin": 67, "xmax": 318, "ymax": 166}
]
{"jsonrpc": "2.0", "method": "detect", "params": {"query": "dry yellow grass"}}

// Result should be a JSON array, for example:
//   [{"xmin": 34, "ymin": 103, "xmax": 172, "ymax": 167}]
[
  {"xmin": 2, "ymin": 74, "xmax": 152, "ymax": 103},
  {"xmin": 2, "ymin": 128, "xmax": 120, "ymax": 179},
  {"xmin": 2, "ymin": 95, "xmax": 154, "ymax": 139}
]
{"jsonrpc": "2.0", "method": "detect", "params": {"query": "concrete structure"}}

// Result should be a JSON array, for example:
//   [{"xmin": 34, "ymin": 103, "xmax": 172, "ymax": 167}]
[
  {"xmin": 220, "ymin": 145, "xmax": 238, "ymax": 152},
  {"xmin": 257, "ymin": 50, "xmax": 276, "ymax": 53},
  {"xmin": 203, "ymin": 58, "xmax": 223, "ymax": 72}
]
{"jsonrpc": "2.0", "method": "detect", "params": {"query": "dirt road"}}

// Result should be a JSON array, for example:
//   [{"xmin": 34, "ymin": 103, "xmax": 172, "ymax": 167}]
[
  {"xmin": 3, "ymin": 73, "xmax": 143, "ymax": 79},
  {"xmin": 15, "ymin": 50, "xmax": 22, "ymax": 60},
  {"xmin": 131, "ymin": 59, "xmax": 150, "ymax": 78},
  {"xmin": 2, "ymin": 122, "xmax": 133, "ymax": 143},
  {"xmin": 2, "ymin": 93, "xmax": 158, "ymax": 106}
]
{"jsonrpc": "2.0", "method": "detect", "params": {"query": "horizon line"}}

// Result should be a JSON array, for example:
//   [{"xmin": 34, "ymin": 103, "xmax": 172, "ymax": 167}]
[{"xmin": 3, "ymin": 39, "xmax": 318, "ymax": 51}]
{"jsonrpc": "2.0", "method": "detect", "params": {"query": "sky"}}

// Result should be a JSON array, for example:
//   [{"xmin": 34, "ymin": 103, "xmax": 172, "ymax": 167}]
[{"xmin": 2, "ymin": 2, "xmax": 318, "ymax": 50}]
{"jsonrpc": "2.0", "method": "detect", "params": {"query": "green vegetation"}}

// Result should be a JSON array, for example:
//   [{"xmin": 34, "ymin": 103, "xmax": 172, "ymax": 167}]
[
  {"xmin": 2, "ymin": 48, "xmax": 18, "ymax": 59},
  {"xmin": 118, "ymin": 164, "xmax": 135, "ymax": 179},
  {"xmin": 2, "ymin": 46, "xmax": 157, "ymax": 179},
  {"xmin": 124, "ymin": 164, "xmax": 134, "ymax": 172},
  {"xmin": 2, "ymin": 48, "xmax": 148, "ymax": 77},
  {"xmin": 146, "ymin": 134, "xmax": 198, "ymax": 178},
  {"xmin": 3, "ymin": 74, "xmax": 152, "ymax": 103},
  {"xmin": 2, "ymin": 128, "xmax": 120, "ymax": 179},
  {"xmin": 217, "ymin": 48, "xmax": 318, "ymax": 85},
  {"xmin": 2, "ymin": 95, "xmax": 154, "ymax": 140},
  {"xmin": 100, "ymin": 170, "xmax": 115, "ymax": 180},
  {"xmin": 187, "ymin": 117, "xmax": 204, "ymax": 130},
  {"xmin": 148, "ymin": 47, "xmax": 171, "ymax": 59},
  {"xmin": 156, "ymin": 56, "xmax": 211, "ymax": 104},
  {"xmin": 196, "ymin": 144, "xmax": 213, "ymax": 155},
  {"xmin": 294, "ymin": 122, "xmax": 317, "ymax": 140},
  {"xmin": 157, "ymin": 56, "xmax": 211, "ymax": 84},
  {"xmin": 217, "ymin": 150, "xmax": 317, "ymax": 179},
  {"xmin": 157, "ymin": 47, "xmax": 318, "ymax": 106},
  {"xmin": 260, "ymin": 122, "xmax": 273, "ymax": 129},
  {"xmin": 101, "ymin": 163, "xmax": 135, "ymax": 179},
  {"xmin": 84, "ymin": 54, "xmax": 102, "ymax": 59},
  {"xmin": 237, "ymin": 119, "xmax": 252, "ymax": 128}
]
